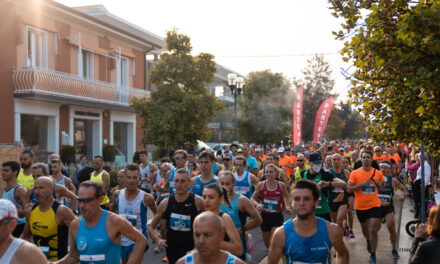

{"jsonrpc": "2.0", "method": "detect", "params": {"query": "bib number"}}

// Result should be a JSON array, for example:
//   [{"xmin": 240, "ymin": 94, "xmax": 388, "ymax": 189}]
[
  {"xmin": 170, "ymin": 213, "xmax": 191, "ymax": 232},
  {"xmin": 316, "ymin": 196, "xmax": 322, "ymax": 209},
  {"xmin": 235, "ymin": 186, "xmax": 250, "ymax": 195},
  {"xmin": 378, "ymin": 194, "xmax": 391, "ymax": 206},
  {"xmin": 79, "ymin": 254, "xmax": 105, "ymax": 263},
  {"xmin": 362, "ymin": 184, "xmax": 375, "ymax": 194},
  {"xmin": 121, "ymin": 214, "xmax": 137, "ymax": 226},
  {"xmin": 263, "ymin": 199, "xmax": 278, "ymax": 212}
]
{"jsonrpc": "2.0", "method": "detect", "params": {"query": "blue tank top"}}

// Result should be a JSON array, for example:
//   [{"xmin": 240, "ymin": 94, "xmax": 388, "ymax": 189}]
[
  {"xmin": 169, "ymin": 168, "xmax": 192, "ymax": 194},
  {"xmin": 75, "ymin": 210, "xmax": 121, "ymax": 263},
  {"xmin": 184, "ymin": 252, "xmax": 236, "ymax": 264},
  {"xmin": 192, "ymin": 175, "xmax": 218, "ymax": 196},
  {"xmin": 283, "ymin": 217, "xmax": 332, "ymax": 264},
  {"xmin": 234, "ymin": 171, "xmax": 252, "ymax": 199},
  {"xmin": 212, "ymin": 162, "xmax": 219, "ymax": 175},
  {"xmin": 219, "ymin": 193, "xmax": 242, "ymax": 228}
]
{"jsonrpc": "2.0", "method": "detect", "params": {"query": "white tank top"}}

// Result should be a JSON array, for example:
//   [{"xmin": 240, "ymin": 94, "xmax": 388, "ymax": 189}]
[
  {"xmin": 0, "ymin": 238, "xmax": 24, "ymax": 263},
  {"xmin": 140, "ymin": 163, "xmax": 153, "ymax": 190},
  {"xmin": 117, "ymin": 189, "xmax": 148, "ymax": 246},
  {"xmin": 155, "ymin": 170, "xmax": 164, "ymax": 196}
]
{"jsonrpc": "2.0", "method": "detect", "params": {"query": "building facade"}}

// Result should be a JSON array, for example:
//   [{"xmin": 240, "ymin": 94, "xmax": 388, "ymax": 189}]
[{"xmin": 0, "ymin": 0, "xmax": 164, "ymax": 162}]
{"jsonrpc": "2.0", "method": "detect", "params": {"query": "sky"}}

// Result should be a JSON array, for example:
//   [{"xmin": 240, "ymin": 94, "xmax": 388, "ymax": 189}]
[{"xmin": 56, "ymin": 0, "xmax": 351, "ymax": 101}]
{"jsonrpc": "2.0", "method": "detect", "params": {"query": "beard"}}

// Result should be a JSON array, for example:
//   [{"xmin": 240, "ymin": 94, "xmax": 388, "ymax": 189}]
[
  {"xmin": 22, "ymin": 162, "xmax": 31, "ymax": 169},
  {"xmin": 296, "ymin": 209, "xmax": 314, "ymax": 220}
]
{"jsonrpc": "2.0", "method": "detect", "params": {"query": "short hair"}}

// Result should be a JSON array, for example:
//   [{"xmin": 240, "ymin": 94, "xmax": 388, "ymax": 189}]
[
  {"xmin": 427, "ymin": 205, "xmax": 440, "ymax": 239},
  {"xmin": 80, "ymin": 155, "xmax": 87, "ymax": 160},
  {"xmin": 361, "ymin": 150, "xmax": 373, "ymax": 158},
  {"xmin": 2, "ymin": 161, "xmax": 20, "ymax": 175},
  {"xmin": 49, "ymin": 153, "xmax": 60, "ymax": 160},
  {"xmin": 160, "ymin": 157, "xmax": 171, "ymax": 164},
  {"xmin": 265, "ymin": 163, "xmax": 279, "ymax": 174},
  {"xmin": 161, "ymin": 162, "xmax": 174, "ymax": 170},
  {"xmin": 293, "ymin": 179, "xmax": 320, "ymax": 202},
  {"xmin": 32, "ymin": 163, "xmax": 49, "ymax": 175},
  {"xmin": 125, "ymin": 163, "xmax": 140, "ymax": 174},
  {"xmin": 79, "ymin": 180, "xmax": 105, "ymax": 199},
  {"xmin": 234, "ymin": 156, "xmax": 247, "ymax": 166},
  {"xmin": 93, "ymin": 155, "xmax": 103, "ymax": 161},
  {"xmin": 342, "ymin": 156, "xmax": 351, "ymax": 165},
  {"xmin": 175, "ymin": 168, "xmax": 190, "ymax": 179},
  {"xmin": 266, "ymin": 153, "xmax": 275, "ymax": 159},
  {"xmin": 21, "ymin": 150, "xmax": 34, "ymax": 158},
  {"xmin": 187, "ymin": 161, "xmax": 197, "ymax": 170},
  {"xmin": 199, "ymin": 150, "xmax": 215, "ymax": 162},
  {"xmin": 138, "ymin": 149, "xmax": 148, "ymax": 155},
  {"xmin": 50, "ymin": 159, "xmax": 62, "ymax": 165},
  {"xmin": 174, "ymin": 150, "xmax": 188, "ymax": 159},
  {"xmin": 219, "ymin": 170, "xmax": 235, "ymax": 184},
  {"xmin": 102, "ymin": 165, "xmax": 111, "ymax": 173}
]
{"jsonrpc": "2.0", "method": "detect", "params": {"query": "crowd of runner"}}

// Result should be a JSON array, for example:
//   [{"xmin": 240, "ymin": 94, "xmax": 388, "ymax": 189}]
[{"xmin": 0, "ymin": 140, "xmax": 439, "ymax": 264}]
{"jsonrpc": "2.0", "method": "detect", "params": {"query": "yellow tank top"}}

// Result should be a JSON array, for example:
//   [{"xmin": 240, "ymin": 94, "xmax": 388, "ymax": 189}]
[
  {"xmin": 90, "ymin": 171, "xmax": 109, "ymax": 204},
  {"xmin": 17, "ymin": 169, "xmax": 34, "ymax": 190},
  {"xmin": 30, "ymin": 202, "xmax": 68, "ymax": 260}
]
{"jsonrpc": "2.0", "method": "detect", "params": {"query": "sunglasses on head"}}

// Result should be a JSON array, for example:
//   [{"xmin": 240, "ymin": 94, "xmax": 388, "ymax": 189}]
[{"xmin": 76, "ymin": 197, "xmax": 96, "ymax": 204}]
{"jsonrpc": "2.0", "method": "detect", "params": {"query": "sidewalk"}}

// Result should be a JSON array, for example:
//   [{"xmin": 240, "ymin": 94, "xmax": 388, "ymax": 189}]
[{"xmin": 259, "ymin": 190, "xmax": 412, "ymax": 263}]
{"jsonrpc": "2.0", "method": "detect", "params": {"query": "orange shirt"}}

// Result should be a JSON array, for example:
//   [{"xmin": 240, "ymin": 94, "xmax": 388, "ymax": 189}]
[
  {"xmin": 278, "ymin": 155, "xmax": 293, "ymax": 178},
  {"xmin": 389, "ymin": 153, "xmax": 401, "ymax": 165},
  {"xmin": 288, "ymin": 155, "xmax": 297, "ymax": 163},
  {"xmin": 349, "ymin": 168, "xmax": 384, "ymax": 210},
  {"xmin": 373, "ymin": 154, "xmax": 389, "ymax": 163}
]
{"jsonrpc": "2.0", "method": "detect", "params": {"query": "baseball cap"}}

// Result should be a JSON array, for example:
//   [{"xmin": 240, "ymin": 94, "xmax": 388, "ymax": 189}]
[
  {"xmin": 339, "ymin": 148, "xmax": 345, "ymax": 152},
  {"xmin": 0, "ymin": 199, "xmax": 18, "ymax": 221},
  {"xmin": 278, "ymin": 147, "xmax": 285, "ymax": 153},
  {"xmin": 308, "ymin": 152, "xmax": 322, "ymax": 163}
]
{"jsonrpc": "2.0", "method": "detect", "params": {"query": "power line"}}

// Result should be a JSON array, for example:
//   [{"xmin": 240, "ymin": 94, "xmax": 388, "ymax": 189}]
[{"xmin": 215, "ymin": 52, "xmax": 340, "ymax": 58}]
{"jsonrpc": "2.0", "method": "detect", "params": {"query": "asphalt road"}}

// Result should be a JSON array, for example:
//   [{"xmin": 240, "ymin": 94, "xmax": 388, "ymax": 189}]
[{"xmin": 142, "ymin": 211, "xmax": 295, "ymax": 264}]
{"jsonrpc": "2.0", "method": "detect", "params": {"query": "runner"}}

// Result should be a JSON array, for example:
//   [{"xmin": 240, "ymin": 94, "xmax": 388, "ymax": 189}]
[
  {"xmin": 50, "ymin": 159, "xmax": 76, "ymax": 205},
  {"xmin": 110, "ymin": 169, "xmax": 126, "ymax": 197},
  {"xmin": 89, "ymin": 155, "xmax": 110, "ymax": 209},
  {"xmin": 152, "ymin": 162, "xmax": 173, "ymax": 203},
  {"xmin": 300, "ymin": 152, "xmax": 347, "ymax": 222},
  {"xmin": 17, "ymin": 150, "xmax": 34, "ymax": 191},
  {"xmin": 342, "ymin": 156, "xmax": 356, "ymax": 238},
  {"xmin": 241, "ymin": 145, "xmax": 259, "ymax": 176},
  {"xmin": 0, "ymin": 199, "xmax": 47, "ymax": 264},
  {"xmin": 148, "ymin": 168, "xmax": 204, "ymax": 264},
  {"xmin": 377, "ymin": 160, "xmax": 408, "ymax": 259},
  {"xmin": 258, "ymin": 153, "xmax": 288, "ymax": 185},
  {"xmin": 278, "ymin": 148, "xmax": 295, "ymax": 179},
  {"xmin": 219, "ymin": 171, "xmax": 262, "ymax": 261},
  {"xmin": 139, "ymin": 150, "xmax": 158, "ymax": 193},
  {"xmin": 232, "ymin": 156, "xmax": 259, "ymax": 199},
  {"xmin": 329, "ymin": 154, "xmax": 350, "ymax": 230},
  {"xmin": 176, "ymin": 212, "xmax": 245, "ymax": 264},
  {"xmin": 58, "ymin": 180, "xmax": 148, "ymax": 264},
  {"xmin": 268, "ymin": 180, "xmax": 349, "ymax": 264},
  {"xmin": 202, "ymin": 183, "xmax": 243, "ymax": 257},
  {"xmin": 1, "ymin": 161, "xmax": 27, "ymax": 237},
  {"xmin": 251, "ymin": 164, "xmax": 291, "ymax": 251},
  {"xmin": 167, "ymin": 150, "xmax": 195, "ymax": 195},
  {"xmin": 110, "ymin": 163, "xmax": 157, "ymax": 264},
  {"xmin": 324, "ymin": 154, "xmax": 333, "ymax": 172},
  {"xmin": 291, "ymin": 154, "xmax": 308, "ymax": 184},
  {"xmin": 21, "ymin": 176, "xmax": 76, "ymax": 261},
  {"xmin": 222, "ymin": 153, "xmax": 235, "ymax": 172},
  {"xmin": 191, "ymin": 150, "xmax": 219, "ymax": 196},
  {"xmin": 347, "ymin": 150, "xmax": 385, "ymax": 264},
  {"xmin": 373, "ymin": 146, "xmax": 389, "ymax": 163}
]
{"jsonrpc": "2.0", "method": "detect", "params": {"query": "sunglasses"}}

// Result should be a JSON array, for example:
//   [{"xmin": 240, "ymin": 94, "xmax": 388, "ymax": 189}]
[
  {"xmin": 175, "ymin": 157, "xmax": 185, "ymax": 161},
  {"xmin": 223, "ymin": 158, "xmax": 231, "ymax": 161},
  {"xmin": 297, "ymin": 160, "xmax": 304, "ymax": 162},
  {"xmin": 76, "ymin": 197, "xmax": 96, "ymax": 204}
]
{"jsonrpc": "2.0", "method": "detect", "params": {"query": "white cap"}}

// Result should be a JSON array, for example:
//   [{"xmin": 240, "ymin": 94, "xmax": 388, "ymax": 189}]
[
  {"xmin": 278, "ymin": 147, "xmax": 285, "ymax": 153},
  {"xmin": 0, "ymin": 199, "xmax": 18, "ymax": 221}
]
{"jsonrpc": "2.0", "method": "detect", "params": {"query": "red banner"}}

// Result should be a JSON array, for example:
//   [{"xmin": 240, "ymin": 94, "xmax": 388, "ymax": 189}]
[
  {"xmin": 293, "ymin": 86, "xmax": 304, "ymax": 145},
  {"xmin": 313, "ymin": 98, "xmax": 337, "ymax": 142}
]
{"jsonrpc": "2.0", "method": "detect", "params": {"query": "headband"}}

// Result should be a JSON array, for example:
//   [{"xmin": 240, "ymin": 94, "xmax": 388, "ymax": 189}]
[{"xmin": 379, "ymin": 162, "xmax": 390, "ymax": 168}]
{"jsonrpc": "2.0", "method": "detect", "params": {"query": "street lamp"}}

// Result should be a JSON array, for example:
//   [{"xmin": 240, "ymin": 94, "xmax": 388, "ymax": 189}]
[{"xmin": 228, "ymin": 73, "xmax": 244, "ymax": 142}]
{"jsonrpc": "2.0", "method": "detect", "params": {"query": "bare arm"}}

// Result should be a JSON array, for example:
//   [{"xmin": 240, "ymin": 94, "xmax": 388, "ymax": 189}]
[
  {"xmin": 20, "ymin": 208, "xmax": 33, "ymax": 241},
  {"xmin": 102, "ymin": 172, "xmax": 110, "ymax": 197},
  {"xmin": 328, "ymin": 223, "xmax": 349, "ymax": 264},
  {"xmin": 280, "ymin": 182, "xmax": 292, "ymax": 214},
  {"xmin": 55, "ymin": 185, "xmax": 78, "ymax": 211},
  {"xmin": 112, "ymin": 214, "xmax": 147, "ymax": 264},
  {"xmin": 250, "ymin": 174, "xmax": 259, "ymax": 186},
  {"xmin": 57, "ymin": 205, "xmax": 76, "ymax": 228},
  {"xmin": 65, "ymin": 177, "xmax": 76, "ymax": 193},
  {"xmin": 220, "ymin": 214, "xmax": 243, "ymax": 256},
  {"xmin": 331, "ymin": 177, "xmax": 347, "ymax": 188},
  {"xmin": 251, "ymin": 183, "xmax": 263, "ymax": 212},
  {"xmin": 267, "ymin": 226, "xmax": 285, "ymax": 264},
  {"xmin": 15, "ymin": 186, "xmax": 27, "ymax": 218},
  {"xmin": 347, "ymin": 179, "xmax": 370, "ymax": 193},
  {"xmin": 57, "ymin": 219, "xmax": 80, "ymax": 264},
  {"xmin": 148, "ymin": 198, "xmax": 168, "ymax": 249},
  {"xmin": 237, "ymin": 195, "xmax": 262, "ymax": 232},
  {"xmin": 195, "ymin": 195, "xmax": 205, "ymax": 211},
  {"xmin": 109, "ymin": 190, "xmax": 120, "ymax": 213},
  {"xmin": 144, "ymin": 192, "xmax": 157, "ymax": 214},
  {"xmin": 150, "ymin": 164, "xmax": 159, "ymax": 187},
  {"xmin": 13, "ymin": 241, "xmax": 47, "ymax": 264}
]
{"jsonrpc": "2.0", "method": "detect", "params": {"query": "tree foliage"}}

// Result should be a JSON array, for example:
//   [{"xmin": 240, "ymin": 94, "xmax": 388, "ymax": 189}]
[
  {"xmin": 325, "ymin": 107, "xmax": 345, "ymax": 140},
  {"xmin": 329, "ymin": 0, "xmax": 440, "ymax": 155},
  {"xmin": 237, "ymin": 70, "xmax": 293, "ymax": 145},
  {"xmin": 131, "ymin": 29, "xmax": 223, "ymax": 148},
  {"xmin": 293, "ymin": 54, "xmax": 338, "ymax": 141},
  {"xmin": 338, "ymin": 102, "xmax": 365, "ymax": 139}
]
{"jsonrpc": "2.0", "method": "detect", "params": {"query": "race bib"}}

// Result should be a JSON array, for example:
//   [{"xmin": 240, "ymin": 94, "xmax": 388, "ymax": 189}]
[
  {"xmin": 79, "ymin": 254, "xmax": 105, "ymax": 263},
  {"xmin": 333, "ymin": 187, "xmax": 344, "ymax": 193},
  {"xmin": 362, "ymin": 184, "xmax": 375, "ymax": 194},
  {"xmin": 235, "ymin": 186, "xmax": 250, "ymax": 195},
  {"xmin": 121, "ymin": 214, "xmax": 137, "ymax": 226},
  {"xmin": 170, "ymin": 213, "xmax": 191, "ymax": 232},
  {"xmin": 263, "ymin": 199, "xmax": 279, "ymax": 212},
  {"xmin": 378, "ymin": 194, "xmax": 391, "ymax": 206},
  {"xmin": 39, "ymin": 246, "xmax": 49, "ymax": 259},
  {"xmin": 161, "ymin": 193, "xmax": 170, "ymax": 199},
  {"xmin": 316, "ymin": 196, "xmax": 322, "ymax": 209}
]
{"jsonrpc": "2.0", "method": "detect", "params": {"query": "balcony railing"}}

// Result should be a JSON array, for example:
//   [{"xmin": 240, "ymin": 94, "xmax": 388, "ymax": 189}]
[{"xmin": 12, "ymin": 67, "xmax": 149, "ymax": 107}]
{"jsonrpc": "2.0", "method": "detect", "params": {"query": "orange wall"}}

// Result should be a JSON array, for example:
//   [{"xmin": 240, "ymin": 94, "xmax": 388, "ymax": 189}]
[
  {"xmin": 0, "ymin": 2, "xmax": 17, "ymax": 143},
  {"xmin": 54, "ymin": 20, "xmax": 71, "ymax": 73}
]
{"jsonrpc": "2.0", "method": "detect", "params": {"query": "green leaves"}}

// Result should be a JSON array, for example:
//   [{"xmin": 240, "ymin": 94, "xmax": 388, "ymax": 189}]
[{"xmin": 131, "ymin": 30, "xmax": 221, "ymax": 149}]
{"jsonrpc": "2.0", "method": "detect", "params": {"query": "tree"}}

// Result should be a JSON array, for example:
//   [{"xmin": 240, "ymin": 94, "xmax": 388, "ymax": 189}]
[
  {"xmin": 237, "ymin": 70, "xmax": 293, "ymax": 145},
  {"xmin": 338, "ymin": 102, "xmax": 364, "ymax": 139},
  {"xmin": 325, "ymin": 107, "xmax": 345, "ymax": 140},
  {"xmin": 293, "ymin": 54, "xmax": 338, "ymax": 141},
  {"xmin": 131, "ymin": 29, "xmax": 223, "ymax": 149},
  {"xmin": 329, "ymin": 0, "xmax": 440, "ymax": 155}
]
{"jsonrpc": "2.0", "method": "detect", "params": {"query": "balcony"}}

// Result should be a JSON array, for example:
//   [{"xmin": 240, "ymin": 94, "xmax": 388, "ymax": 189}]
[{"xmin": 12, "ymin": 67, "xmax": 149, "ymax": 110}]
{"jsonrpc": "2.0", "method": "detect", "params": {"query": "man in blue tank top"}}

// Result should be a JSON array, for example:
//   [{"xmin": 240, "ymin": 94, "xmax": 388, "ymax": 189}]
[
  {"xmin": 57, "ymin": 181, "xmax": 147, "ymax": 264},
  {"xmin": 191, "ymin": 150, "xmax": 218, "ymax": 196},
  {"xmin": 167, "ymin": 150, "xmax": 196, "ymax": 195},
  {"xmin": 268, "ymin": 179, "xmax": 349, "ymax": 264},
  {"xmin": 176, "ymin": 212, "xmax": 245, "ymax": 264}
]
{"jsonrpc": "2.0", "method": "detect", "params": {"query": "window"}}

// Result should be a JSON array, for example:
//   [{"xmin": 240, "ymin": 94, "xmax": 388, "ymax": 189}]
[
  {"xmin": 81, "ymin": 51, "xmax": 94, "ymax": 79},
  {"xmin": 117, "ymin": 56, "xmax": 129, "ymax": 87},
  {"xmin": 26, "ymin": 26, "xmax": 48, "ymax": 68}
]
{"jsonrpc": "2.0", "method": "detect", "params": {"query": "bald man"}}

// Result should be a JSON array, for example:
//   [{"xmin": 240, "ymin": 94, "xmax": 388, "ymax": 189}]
[
  {"xmin": 21, "ymin": 177, "xmax": 76, "ymax": 261},
  {"xmin": 176, "ymin": 212, "xmax": 245, "ymax": 264}
]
